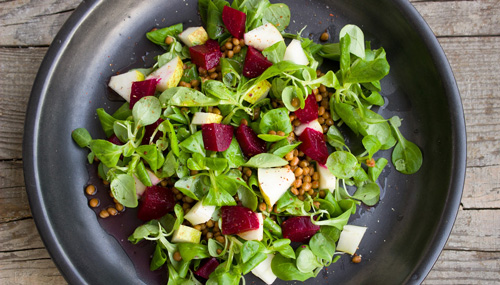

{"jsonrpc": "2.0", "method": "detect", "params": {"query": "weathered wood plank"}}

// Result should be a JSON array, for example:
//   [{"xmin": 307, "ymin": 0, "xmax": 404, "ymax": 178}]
[
  {"xmin": 424, "ymin": 249, "xmax": 500, "ymax": 284},
  {"xmin": 0, "ymin": 161, "xmax": 32, "ymax": 222},
  {"xmin": 438, "ymin": 37, "xmax": 500, "ymax": 168},
  {"xmin": 462, "ymin": 165, "xmax": 500, "ymax": 209},
  {"xmin": 0, "ymin": 0, "xmax": 81, "ymax": 46},
  {"xmin": 0, "ymin": 255, "xmax": 66, "ymax": 285},
  {"xmin": 412, "ymin": 0, "xmax": 500, "ymax": 37},
  {"xmin": 0, "ymin": 218, "xmax": 45, "ymax": 251},
  {"xmin": 0, "ymin": 47, "xmax": 47, "ymax": 160}
]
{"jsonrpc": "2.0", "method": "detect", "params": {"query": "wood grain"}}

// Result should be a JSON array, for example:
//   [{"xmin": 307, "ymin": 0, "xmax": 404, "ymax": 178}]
[{"xmin": 0, "ymin": 0, "xmax": 498, "ymax": 284}]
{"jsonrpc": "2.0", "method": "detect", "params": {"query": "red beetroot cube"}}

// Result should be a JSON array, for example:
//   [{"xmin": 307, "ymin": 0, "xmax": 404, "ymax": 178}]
[
  {"xmin": 221, "ymin": 205, "xmax": 260, "ymax": 235},
  {"xmin": 194, "ymin": 257, "xmax": 220, "ymax": 279},
  {"xmin": 243, "ymin": 46, "xmax": 273, "ymax": 78},
  {"xmin": 202, "ymin": 123, "xmax": 234, "ymax": 152},
  {"xmin": 235, "ymin": 124, "xmax": 266, "ymax": 157},
  {"xmin": 142, "ymin": 118, "xmax": 164, "ymax": 145},
  {"xmin": 294, "ymin": 94, "xmax": 319, "ymax": 124},
  {"xmin": 107, "ymin": 134, "xmax": 124, "ymax": 145},
  {"xmin": 222, "ymin": 6, "xmax": 246, "ymax": 39},
  {"xmin": 298, "ymin": 127, "xmax": 329, "ymax": 165},
  {"xmin": 189, "ymin": 39, "xmax": 222, "ymax": 71},
  {"xmin": 137, "ymin": 185, "xmax": 176, "ymax": 221},
  {"xmin": 282, "ymin": 216, "xmax": 320, "ymax": 243},
  {"xmin": 129, "ymin": 79, "xmax": 158, "ymax": 109}
]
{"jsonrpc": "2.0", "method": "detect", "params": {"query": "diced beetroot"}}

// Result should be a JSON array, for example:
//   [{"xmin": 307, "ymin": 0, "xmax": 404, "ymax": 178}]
[
  {"xmin": 142, "ymin": 118, "xmax": 164, "ymax": 145},
  {"xmin": 221, "ymin": 206, "xmax": 260, "ymax": 235},
  {"xmin": 189, "ymin": 39, "xmax": 222, "ymax": 71},
  {"xmin": 282, "ymin": 216, "xmax": 320, "ymax": 243},
  {"xmin": 294, "ymin": 94, "xmax": 318, "ymax": 124},
  {"xmin": 137, "ymin": 185, "xmax": 176, "ymax": 221},
  {"xmin": 194, "ymin": 257, "xmax": 220, "ymax": 279},
  {"xmin": 222, "ymin": 6, "xmax": 246, "ymax": 39},
  {"xmin": 243, "ymin": 46, "xmax": 273, "ymax": 78},
  {"xmin": 202, "ymin": 123, "xmax": 234, "ymax": 152},
  {"xmin": 298, "ymin": 128, "xmax": 329, "ymax": 165},
  {"xmin": 129, "ymin": 79, "xmax": 158, "ymax": 109},
  {"xmin": 235, "ymin": 124, "xmax": 266, "ymax": 157},
  {"xmin": 107, "ymin": 134, "xmax": 124, "ymax": 145}
]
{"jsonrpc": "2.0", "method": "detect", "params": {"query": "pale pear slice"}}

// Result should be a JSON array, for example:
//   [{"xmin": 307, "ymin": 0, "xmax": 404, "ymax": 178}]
[
  {"xmin": 336, "ymin": 225, "xmax": 367, "ymax": 255},
  {"xmin": 294, "ymin": 119, "xmax": 323, "ymax": 136},
  {"xmin": 238, "ymin": 213, "xmax": 264, "ymax": 241},
  {"xmin": 242, "ymin": 79, "xmax": 272, "ymax": 104},
  {"xmin": 191, "ymin": 112, "xmax": 223, "ymax": 125},
  {"xmin": 171, "ymin": 225, "xmax": 202, "ymax": 244},
  {"xmin": 244, "ymin": 23, "xmax": 284, "ymax": 51},
  {"xmin": 108, "ymin": 70, "xmax": 144, "ymax": 102},
  {"xmin": 146, "ymin": 56, "xmax": 183, "ymax": 92},
  {"xmin": 317, "ymin": 163, "xmax": 337, "ymax": 193},
  {"xmin": 184, "ymin": 200, "xmax": 216, "ymax": 225},
  {"xmin": 283, "ymin": 39, "xmax": 309, "ymax": 65},
  {"xmin": 251, "ymin": 253, "xmax": 277, "ymax": 285},
  {"xmin": 258, "ymin": 167, "xmax": 295, "ymax": 207},
  {"xmin": 179, "ymin": 26, "xmax": 208, "ymax": 47}
]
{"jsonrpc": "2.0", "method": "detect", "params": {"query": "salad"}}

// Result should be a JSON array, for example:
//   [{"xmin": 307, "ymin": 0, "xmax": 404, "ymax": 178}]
[{"xmin": 71, "ymin": 0, "xmax": 423, "ymax": 284}]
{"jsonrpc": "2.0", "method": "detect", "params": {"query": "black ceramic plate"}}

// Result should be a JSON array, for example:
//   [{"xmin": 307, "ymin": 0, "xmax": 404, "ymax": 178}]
[{"xmin": 24, "ymin": 0, "xmax": 466, "ymax": 284}]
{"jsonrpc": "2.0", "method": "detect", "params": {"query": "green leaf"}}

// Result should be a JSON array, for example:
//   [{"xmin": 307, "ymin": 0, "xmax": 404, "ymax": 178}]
[
  {"xmin": 295, "ymin": 245, "xmax": 322, "ymax": 273},
  {"xmin": 339, "ymin": 24, "xmax": 365, "ymax": 59},
  {"xmin": 207, "ymin": 0, "xmax": 228, "ymax": 40},
  {"xmin": 259, "ymin": 107, "xmax": 292, "ymax": 134},
  {"xmin": 237, "ymin": 186, "xmax": 258, "ymax": 211},
  {"xmin": 262, "ymin": 3, "xmax": 290, "ymax": 32},
  {"xmin": 135, "ymin": 161, "xmax": 152, "ymax": 187},
  {"xmin": 270, "ymin": 140, "xmax": 301, "ymax": 158},
  {"xmin": 146, "ymin": 23, "xmax": 183, "ymax": 47},
  {"xmin": 221, "ymin": 137, "xmax": 246, "ymax": 168},
  {"xmin": 112, "ymin": 102, "xmax": 132, "ymax": 120},
  {"xmin": 179, "ymin": 131, "xmax": 205, "ymax": 156},
  {"xmin": 263, "ymin": 218, "xmax": 283, "ymax": 238},
  {"xmin": 150, "ymin": 243, "xmax": 167, "ymax": 271},
  {"xmin": 362, "ymin": 135, "xmax": 382, "ymax": 159},
  {"xmin": 242, "ymin": 153, "xmax": 288, "ymax": 168},
  {"xmin": 174, "ymin": 174, "xmax": 210, "ymax": 200},
  {"xmin": 345, "ymin": 57, "xmax": 390, "ymax": 83},
  {"xmin": 271, "ymin": 253, "xmax": 315, "ymax": 282},
  {"xmin": 110, "ymin": 173, "xmax": 138, "ymax": 208},
  {"xmin": 161, "ymin": 87, "xmax": 220, "ymax": 107},
  {"xmin": 368, "ymin": 158, "xmax": 388, "ymax": 182},
  {"xmin": 133, "ymin": 96, "xmax": 161, "ymax": 127},
  {"xmin": 262, "ymin": 40, "xmax": 286, "ymax": 64},
  {"xmin": 128, "ymin": 222, "xmax": 160, "ymax": 244},
  {"xmin": 326, "ymin": 151, "xmax": 358, "ymax": 179},
  {"xmin": 71, "ymin": 128, "xmax": 92, "ymax": 148},
  {"xmin": 257, "ymin": 134, "xmax": 287, "ymax": 142},
  {"xmin": 326, "ymin": 125, "xmax": 346, "ymax": 149},
  {"xmin": 177, "ymin": 243, "xmax": 210, "ymax": 261},
  {"xmin": 269, "ymin": 239, "xmax": 294, "ymax": 258},
  {"xmin": 390, "ymin": 116, "xmax": 423, "ymax": 174},
  {"xmin": 96, "ymin": 108, "xmax": 116, "ymax": 137},
  {"xmin": 89, "ymin": 139, "xmax": 123, "ymax": 168},
  {"xmin": 352, "ymin": 182, "xmax": 380, "ymax": 206}
]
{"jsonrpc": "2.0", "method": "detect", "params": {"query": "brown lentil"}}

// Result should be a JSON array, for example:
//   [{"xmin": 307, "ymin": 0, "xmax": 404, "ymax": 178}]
[
  {"xmin": 313, "ymin": 201, "xmax": 321, "ymax": 209},
  {"xmin": 99, "ymin": 210, "xmax": 110, "ymax": 219},
  {"xmin": 291, "ymin": 187, "xmax": 299, "ymax": 196},
  {"xmin": 233, "ymin": 45, "xmax": 241, "ymax": 53},
  {"xmin": 294, "ymin": 167, "xmax": 304, "ymax": 177},
  {"xmin": 240, "ymin": 118, "xmax": 248, "ymax": 125},
  {"xmin": 85, "ymin": 184, "xmax": 96, "ymax": 195},
  {"xmin": 165, "ymin": 36, "xmax": 174, "ymax": 45},
  {"xmin": 304, "ymin": 175, "xmax": 312, "ymax": 183},
  {"xmin": 212, "ymin": 107, "xmax": 221, "ymax": 115},
  {"xmin": 319, "ymin": 190, "xmax": 326, "ymax": 198},
  {"xmin": 216, "ymin": 248, "xmax": 223, "ymax": 255},
  {"xmin": 206, "ymin": 232, "xmax": 214, "ymax": 239},
  {"xmin": 89, "ymin": 198, "xmax": 99, "ymax": 208},
  {"xmin": 107, "ymin": 207, "xmax": 118, "ymax": 216},
  {"xmin": 290, "ymin": 157, "xmax": 300, "ymax": 166},
  {"xmin": 352, "ymin": 255, "xmax": 362, "ymax": 263},
  {"xmin": 259, "ymin": 202, "xmax": 267, "ymax": 212},
  {"xmin": 174, "ymin": 251, "xmax": 182, "ymax": 261},
  {"xmin": 312, "ymin": 172, "xmax": 320, "ymax": 181},
  {"xmin": 320, "ymin": 32, "xmax": 329, "ymax": 42},
  {"xmin": 293, "ymin": 179, "xmax": 302, "ymax": 188},
  {"xmin": 216, "ymin": 235, "xmax": 225, "ymax": 244},
  {"xmin": 277, "ymin": 130, "xmax": 286, "ymax": 136},
  {"xmin": 115, "ymin": 203, "xmax": 124, "ymax": 212},
  {"xmin": 285, "ymin": 152, "xmax": 294, "ymax": 161},
  {"xmin": 312, "ymin": 181, "xmax": 319, "ymax": 189},
  {"xmin": 315, "ymin": 94, "xmax": 323, "ymax": 102}
]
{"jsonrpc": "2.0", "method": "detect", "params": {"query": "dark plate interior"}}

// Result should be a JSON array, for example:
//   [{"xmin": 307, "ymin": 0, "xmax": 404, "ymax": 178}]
[{"xmin": 23, "ymin": 0, "xmax": 466, "ymax": 284}]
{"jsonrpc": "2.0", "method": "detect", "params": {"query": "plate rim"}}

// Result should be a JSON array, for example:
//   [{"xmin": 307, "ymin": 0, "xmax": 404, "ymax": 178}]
[{"xmin": 22, "ymin": 0, "xmax": 466, "ymax": 284}]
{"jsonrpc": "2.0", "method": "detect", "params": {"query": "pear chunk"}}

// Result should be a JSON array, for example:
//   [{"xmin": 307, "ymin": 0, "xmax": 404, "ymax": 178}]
[
  {"xmin": 258, "ymin": 167, "xmax": 295, "ymax": 207},
  {"xmin": 191, "ymin": 112, "xmax": 223, "ymax": 125},
  {"xmin": 244, "ymin": 23, "xmax": 284, "ymax": 51},
  {"xmin": 171, "ymin": 225, "xmax": 202, "ymax": 244},
  {"xmin": 251, "ymin": 253, "xmax": 277, "ymax": 284},
  {"xmin": 283, "ymin": 39, "xmax": 309, "ymax": 65},
  {"xmin": 108, "ymin": 70, "xmax": 144, "ymax": 102},
  {"xmin": 178, "ymin": 26, "xmax": 208, "ymax": 47},
  {"xmin": 242, "ymin": 79, "xmax": 271, "ymax": 104},
  {"xmin": 336, "ymin": 225, "xmax": 367, "ymax": 255},
  {"xmin": 146, "ymin": 56, "xmax": 183, "ymax": 92},
  {"xmin": 317, "ymin": 163, "xmax": 337, "ymax": 193},
  {"xmin": 184, "ymin": 200, "xmax": 216, "ymax": 225},
  {"xmin": 294, "ymin": 119, "xmax": 323, "ymax": 136},
  {"xmin": 238, "ymin": 213, "xmax": 264, "ymax": 241}
]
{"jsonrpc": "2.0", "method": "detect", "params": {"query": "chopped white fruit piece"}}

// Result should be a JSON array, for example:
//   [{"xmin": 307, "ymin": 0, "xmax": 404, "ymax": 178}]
[
  {"xmin": 283, "ymin": 39, "xmax": 309, "ymax": 65},
  {"xmin": 108, "ymin": 70, "xmax": 145, "ymax": 102},
  {"xmin": 251, "ymin": 253, "xmax": 277, "ymax": 284},
  {"xmin": 244, "ymin": 23, "xmax": 284, "ymax": 51},
  {"xmin": 336, "ymin": 225, "xmax": 367, "ymax": 255},
  {"xmin": 242, "ymin": 80, "xmax": 271, "ymax": 104},
  {"xmin": 184, "ymin": 200, "xmax": 216, "ymax": 225},
  {"xmin": 171, "ymin": 225, "xmax": 202, "ymax": 244},
  {"xmin": 134, "ymin": 170, "xmax": 161, "ymax": 197},
  {"xmin": 317, "ymin": 163, "xmax": 337, "ymax": 193},
  {"xmin": 258, "ymin": 167, "xmax": 295, "ymax": 207},
  {"xmin": 238, "ymin": 213, "xmax": 264, "ymax": 241},
  {"xmin": 191, "ymin": 112, "xmax": 223, "ymax": 125},
  {"xmin": 178, "ymin": 26, "xmax": 208, "ymax": 47},
  {"xmin": 146, "ymin": 56, "xmax": 183, "ymax": 92},
  {"xmin": 294, "ymin": 119, "xmax": 323, "ymax": 136}
]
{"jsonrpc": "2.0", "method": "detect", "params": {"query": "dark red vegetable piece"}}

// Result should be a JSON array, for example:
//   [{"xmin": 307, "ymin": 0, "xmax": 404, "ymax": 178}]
[
  {"xmin": 222, "ymin": 6, "xmax": 246, "ymax": 39},
  {"xmin": 194, "ymin": 257, "xmax": 220, "ymax": 279},
  {"xmin": 142, "ymin": 118, "xmax": 164, "ymax": 145},
  {"xmin": 137, "ymin": 185, "xmax": 176, "ymax": 221},
  {"xmin": 242, "ymin": 46, "xmax": 273, "ymax": 78},
  {"xmin": 294, "ymin": 94, "xmax": 319, "ymax": 124},
  {"xmin": 282, "ymin": 216, "xmax": 320, "ymax": 243},
  {"xmin": 201, "ymin": 123, "xmax": 234, "ymax": 152},
  {"xmin": 298, "ymin": 127, "xmax": 329, "ymax": 165},
  {"xmin": 235, "ymin": 124, "xmax": 266, "ymax": 157},
  {"xmin": 221, "ymin": 205, "xmax": 260, "ymax": 235},
  {"xmin": 129, "ymin": 79, "xmax": 158, "ymax": 109},
  {"xmin": 189, "ymin": 39, "xmax": 222, "ymax": 71}
]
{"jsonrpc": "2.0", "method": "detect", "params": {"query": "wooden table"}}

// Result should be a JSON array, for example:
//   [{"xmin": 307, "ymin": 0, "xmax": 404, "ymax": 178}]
[{"xmin": 1, "ymin": 0, "xmax": 499, "ymax": 284}]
